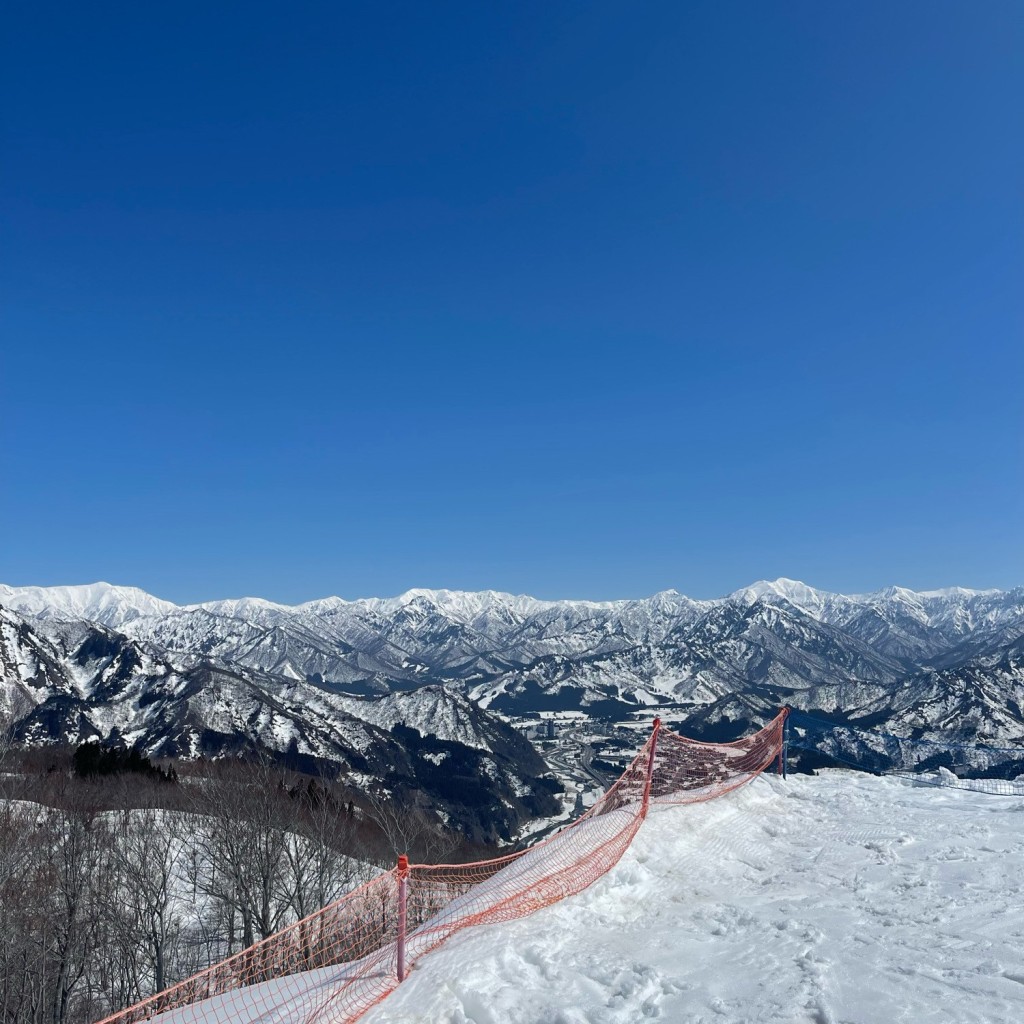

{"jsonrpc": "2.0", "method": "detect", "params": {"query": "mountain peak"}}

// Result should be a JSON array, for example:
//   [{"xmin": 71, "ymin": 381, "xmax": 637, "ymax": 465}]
[{"xmin": 729, "ymin": 578, "xmax": 830, "ymax": 610}]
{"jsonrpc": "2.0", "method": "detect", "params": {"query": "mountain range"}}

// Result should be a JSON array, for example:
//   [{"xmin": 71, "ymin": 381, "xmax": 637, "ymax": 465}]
[{"xmin": 2, "ymin": 578, "xmax": 1023, "ymax": 777}]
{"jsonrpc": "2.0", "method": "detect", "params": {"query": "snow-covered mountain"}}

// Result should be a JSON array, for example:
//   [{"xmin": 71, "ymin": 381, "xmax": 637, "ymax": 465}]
[
  {"xmin": 3, "ymin": 578, "xmax": 1024, "ymax": 745},
  {"xmin": 0, "ymin": 582, "xmax": 177, "ymax": 629}
]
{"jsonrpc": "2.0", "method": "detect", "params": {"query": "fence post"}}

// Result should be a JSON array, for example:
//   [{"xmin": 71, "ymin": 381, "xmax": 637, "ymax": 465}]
[
  {"xmin": 396, "ymin": 855, "xmax": 409, "ymax": 982},
  {"xmin": 776, "ymin": 708, "xmax": 790, "ymax": 778},
  {"xmin": 782, "ymin": 710, "xmax": 790, "ymax": 780},
  {"xmin": 642, "ymin": 717, "xmax": 661, "ymax": 815}
]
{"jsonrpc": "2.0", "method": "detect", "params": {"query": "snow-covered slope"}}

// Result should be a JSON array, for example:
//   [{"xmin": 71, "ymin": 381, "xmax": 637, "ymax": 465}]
[{"xmin": 363, "ymin": 772, "xmax": 1024, "ymax": 1024}]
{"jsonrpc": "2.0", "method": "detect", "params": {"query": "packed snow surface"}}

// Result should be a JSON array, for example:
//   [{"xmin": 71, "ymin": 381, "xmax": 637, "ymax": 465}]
[{"xmin": 362, "ymin": 772, "xmax": 1024, "ymax": 1024}]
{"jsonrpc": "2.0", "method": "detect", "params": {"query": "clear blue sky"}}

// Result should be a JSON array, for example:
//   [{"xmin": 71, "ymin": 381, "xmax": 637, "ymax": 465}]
[{"xmin": 2, "ymin": 1, "xmax": 1021, "ymax": 604}]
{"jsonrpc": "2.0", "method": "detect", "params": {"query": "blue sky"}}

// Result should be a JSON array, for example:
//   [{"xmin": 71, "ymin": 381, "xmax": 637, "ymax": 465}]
[{"xmin": 2, "ymin": 1, "xmax": 1021, "ymax": 604}]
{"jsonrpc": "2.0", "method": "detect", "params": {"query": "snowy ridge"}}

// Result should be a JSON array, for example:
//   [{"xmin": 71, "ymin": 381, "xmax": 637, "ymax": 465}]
[
  {"xmin": 3, "ymin": 579, "xmax": 1019, "ymax": 656},
  {"xmin": 0, "ymin": 582, "xmax": 177, "ymax": 628}
]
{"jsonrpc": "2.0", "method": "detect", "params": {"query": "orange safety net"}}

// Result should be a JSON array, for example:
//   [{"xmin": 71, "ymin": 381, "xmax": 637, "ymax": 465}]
[
  {"xmin": 94, "ymin": 710, "xmax": 787, "ymax": 1024},
  {"xmin": 651, "ymin": 712, "xmax": 787, "ymax": 805}
]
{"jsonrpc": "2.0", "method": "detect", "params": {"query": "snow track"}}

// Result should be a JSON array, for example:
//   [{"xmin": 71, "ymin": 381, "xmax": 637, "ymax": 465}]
[{"xmin": 363, "ymin": 772, "xmax": 1024, "ymax": 1024}]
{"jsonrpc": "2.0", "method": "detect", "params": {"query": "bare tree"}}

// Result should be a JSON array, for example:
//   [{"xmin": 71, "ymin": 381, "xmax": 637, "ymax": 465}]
[
  {"xmin": 361, "ymin": 788, "xmax": 458, "ymax": 863},
  {"xmin": 0, "ymin": 799, "xmax": 44, "ymax": 1024},
  {"xmin": 280, "ymin": 782, "xmax": 369, "ymax": 922},
  {"xmin": 186, "ymin": 761, "xmax": 293, "ymax": 949},
  {"xmin": 31, "ymin": 777, "xmax": 117, "ymax": 1024},
  {"xmin": 108, "ymin": 807, "xmax": 187, "ymax": 996}
]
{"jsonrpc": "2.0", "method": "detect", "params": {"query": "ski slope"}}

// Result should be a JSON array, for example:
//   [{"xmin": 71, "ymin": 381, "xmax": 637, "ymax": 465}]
[{"xmin": 362, "ymin": 772, "xmax": 1024, "ymax": 1024}]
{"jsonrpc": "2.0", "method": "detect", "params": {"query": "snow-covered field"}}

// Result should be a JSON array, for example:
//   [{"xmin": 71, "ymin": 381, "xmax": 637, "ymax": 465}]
[{"xmin": 363, "ymin": 772, "xmax": 1024, "ymax": 1024}]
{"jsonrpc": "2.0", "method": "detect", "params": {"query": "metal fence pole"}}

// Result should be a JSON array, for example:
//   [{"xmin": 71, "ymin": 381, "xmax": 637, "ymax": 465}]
[{"xmin": 396, "ymin": 855, "xmax": 409, "ymax": 981}]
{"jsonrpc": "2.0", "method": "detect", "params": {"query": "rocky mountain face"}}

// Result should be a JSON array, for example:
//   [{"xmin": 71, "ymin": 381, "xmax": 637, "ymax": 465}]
[{"xmin": 3, "ymin": 578, "xmax": 1024, "ymax": 751}]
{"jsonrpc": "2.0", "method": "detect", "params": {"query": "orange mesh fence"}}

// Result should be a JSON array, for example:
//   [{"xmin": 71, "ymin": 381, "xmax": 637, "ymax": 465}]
[{"xmin": 94, "ymin": 710, "xmax": 786, "ymax": 1024}]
